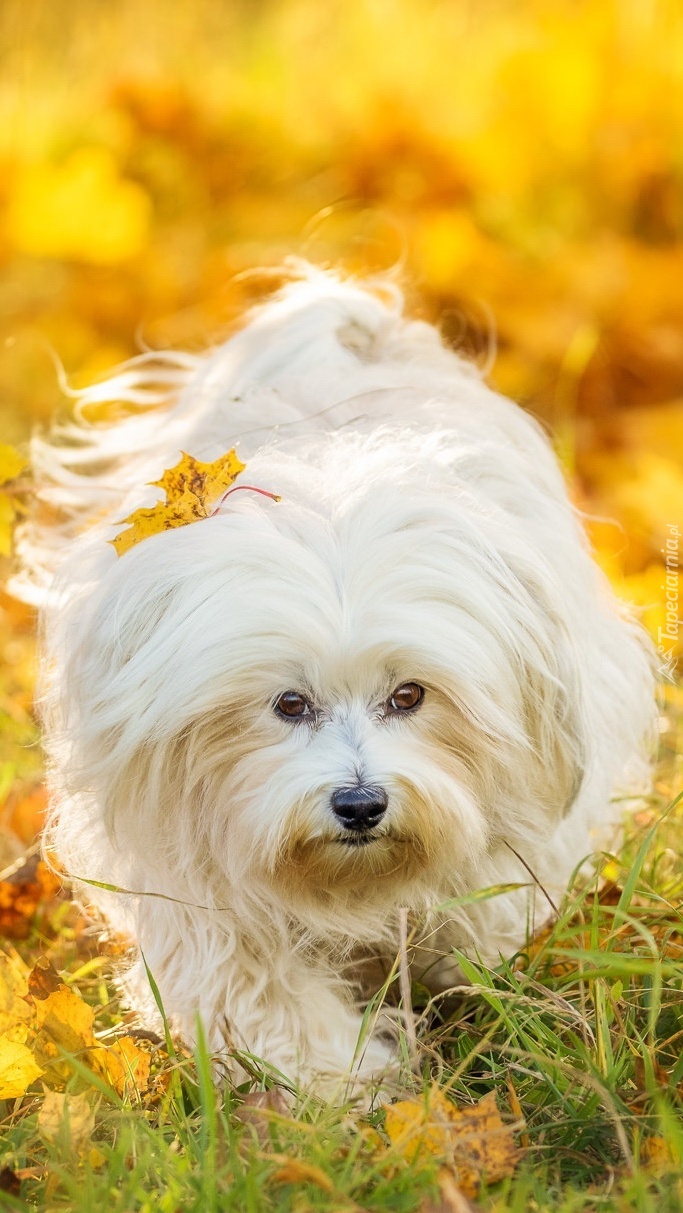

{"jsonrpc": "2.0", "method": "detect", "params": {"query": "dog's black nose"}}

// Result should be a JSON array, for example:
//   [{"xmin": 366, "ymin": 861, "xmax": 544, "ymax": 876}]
[{"xmin": 331, "ymin": 785, "xmax": 388, "ymax": 831}]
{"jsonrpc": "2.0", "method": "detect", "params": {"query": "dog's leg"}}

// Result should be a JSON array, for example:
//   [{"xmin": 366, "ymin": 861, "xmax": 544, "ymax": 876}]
[
  {"xmin": 212, "ymin": 948, "xmax": 399, "ymax": 1100},
  {"xmin": 126, "ymin": 912, "xmax": 398, "ymax": 1100}
]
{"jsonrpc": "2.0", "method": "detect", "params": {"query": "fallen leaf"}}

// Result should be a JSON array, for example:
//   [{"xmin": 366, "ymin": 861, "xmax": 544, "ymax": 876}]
[
  {"xmin": 269, "ymin": 1155, "xmax": 335, "ymax": 1192},
  {"xmin": 27, "ymin": 957, "xmax": 65, "ymax": 1001},
  {"xmin": 0, "ymin": 950, "xmax": 43, "ymax": 1097},
  {"xmin": 0, "ymin": 1030, "xmax": 43, "ymax": 1098},
  {"xmin": 91, "ymin": 1034, "xmax": 152, "ymax": 1097},
  {"xmin": 29, "ymin": 966, "xmax": 98, "ymax": 1084},
  {"xmin": 633, "ymin": 1055, "xmax": 671, "ymax": 1093},
  {"xmin": 37, "ymin": 1089, "xmax": 96, "ymax": 1153},
  {"xmin": 385, "ymin": 1086, "xmax": 521, "ymax": 1198},
  {"xmin": 26, "ymin": 959, "xmax": 157, "ymax": 1097},
  {"xmin": 12, "ymin": 1168, "xmax": 47, "ymax": 1182},
  {"xmin": 0, "ymin": 947, "xmax": 32, "ymax": 1034},
  {"xmin": 112, "ymin": 449, "xmax": 247, "ymax": 555},
  {"xmin": 640, "ymin": 1134, "xmax": 679, "ymax": 1171}
]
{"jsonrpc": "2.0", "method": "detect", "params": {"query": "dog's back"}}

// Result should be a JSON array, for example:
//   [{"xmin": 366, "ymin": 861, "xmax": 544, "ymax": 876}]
[{"xmin": 19, "ymin": 264, "xmax": 563, "ymax": 595}]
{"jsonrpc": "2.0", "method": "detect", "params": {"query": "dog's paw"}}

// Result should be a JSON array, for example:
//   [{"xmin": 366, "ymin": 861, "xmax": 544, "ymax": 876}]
[{"xmin": 293, "ymin": 1030, "xmax": 400, "ymax": 1108}]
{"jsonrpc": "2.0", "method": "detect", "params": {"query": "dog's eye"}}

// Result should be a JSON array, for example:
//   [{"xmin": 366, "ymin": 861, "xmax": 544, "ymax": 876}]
[
  {"xmin": 274, "ymin": 691, "xmax": 312, "ymax": 720},
  {"xmin": 388, "ymin": 682, "xmax": 424, "ymax": 713}
]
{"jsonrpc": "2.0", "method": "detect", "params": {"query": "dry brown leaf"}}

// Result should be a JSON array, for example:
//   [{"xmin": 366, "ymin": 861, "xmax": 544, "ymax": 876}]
[
  {"xmin": 0, "ymin": 1167, "xmax": 21, "ymax": 1197},
  {"xmin": 633, "ymin": 1055, "xmax": 672, "ymax": 1093},
  {"xmin": 27, "ymin": 957, "xmax": 64, "ymax": 1001},
  {"xmin": 112, "ymin": 449, "xmax": 247, "ymax": 555},
  {"xmin": 385, "ymin": 1086, "xmax": 521, "ymax": 1198}
]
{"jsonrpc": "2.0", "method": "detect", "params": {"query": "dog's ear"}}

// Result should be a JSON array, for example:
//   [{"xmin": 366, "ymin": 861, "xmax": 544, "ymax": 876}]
[
  {"xmin": 486, "ymin": 532, "xmax": 592, "ymax": 825},
  {"xmin": 520, "ymin": 632, "xmax": 586, "ymax": 819}
]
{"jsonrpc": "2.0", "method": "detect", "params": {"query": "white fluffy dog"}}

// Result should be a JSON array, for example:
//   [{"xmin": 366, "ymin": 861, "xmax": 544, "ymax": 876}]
[{"xmin": 23, "ymin": 265, "xmax": 654, "ymax": 1097}]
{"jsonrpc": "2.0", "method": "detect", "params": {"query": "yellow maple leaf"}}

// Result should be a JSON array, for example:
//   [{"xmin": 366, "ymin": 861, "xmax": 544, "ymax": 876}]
[
  {"xmin": 28, "ymin": 964, "xmax": 99, "ymax": 1085},
  {"xmin": 112, "ymin": 449, "xmax": 248, "ymax": 556},
  {"xmin": 91, "ymin": 1034, "xmax": 152, "ymax": 1097},
  {"xmin": 21, "ymin": 959, "xmax": 154, "ymax": 1097},
  {"xmin": 32, "ymin": 984, "xmax": 96, "ymax": 1051},
  {"xmin": 0, "ymin": 1029, "xmax": 43, "ymax": 1099},
  {"xmin": 385, "ymin": 1085, "xmax": 521, "ymax": 1198},
  {"xmin": 0, "ymin": 951, "xmax": 43, "ymax": 1099}
]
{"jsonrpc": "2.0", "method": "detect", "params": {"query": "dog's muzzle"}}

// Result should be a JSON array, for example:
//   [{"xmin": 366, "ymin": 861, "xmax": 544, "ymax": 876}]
[{"xmin": 330, "ymin": 785, "xmax": 388, "ymax": 834}]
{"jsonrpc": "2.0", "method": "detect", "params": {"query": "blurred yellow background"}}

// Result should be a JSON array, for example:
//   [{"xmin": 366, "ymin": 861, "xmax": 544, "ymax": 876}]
[{"xmin": 0, "ymin": 0, "xmax": 681, "ymax": 715}]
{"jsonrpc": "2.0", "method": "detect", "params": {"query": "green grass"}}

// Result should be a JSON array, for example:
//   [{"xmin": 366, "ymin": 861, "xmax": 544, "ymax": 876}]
[{"xmin": 1, "ymin": 687, "xmax": 681, "ymax": 1212}]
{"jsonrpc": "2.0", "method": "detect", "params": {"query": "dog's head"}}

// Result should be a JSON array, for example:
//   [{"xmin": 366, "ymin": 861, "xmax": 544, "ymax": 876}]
[{"xmin": 52, "ymin": 430, "xmax": 588, "ymax": 938}]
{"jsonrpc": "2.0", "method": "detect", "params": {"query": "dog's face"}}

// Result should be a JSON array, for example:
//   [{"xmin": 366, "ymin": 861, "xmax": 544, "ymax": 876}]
[{"xmin": 66, "ymin": 437, "xmax": 584, "ymax": 936}]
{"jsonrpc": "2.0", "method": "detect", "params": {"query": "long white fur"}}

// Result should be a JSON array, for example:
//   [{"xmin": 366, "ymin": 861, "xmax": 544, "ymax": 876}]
[{"xmin": 21, "ymin": 263, "xmax": 655, "ymax": 1097}]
